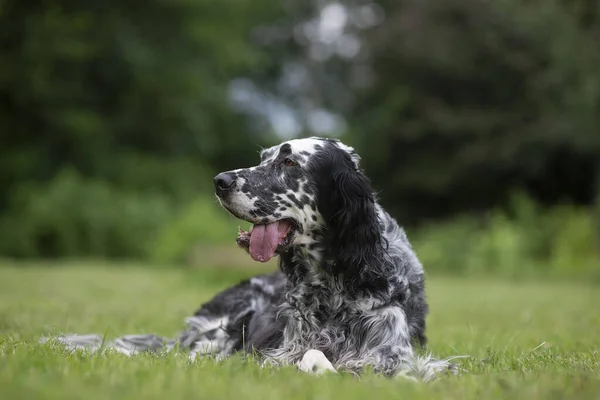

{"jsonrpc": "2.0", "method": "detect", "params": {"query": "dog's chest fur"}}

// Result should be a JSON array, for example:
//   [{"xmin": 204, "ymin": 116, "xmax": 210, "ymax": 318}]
[{"xmin": 270, "ymin": 249, "xmax": 410, "ymax": 365}]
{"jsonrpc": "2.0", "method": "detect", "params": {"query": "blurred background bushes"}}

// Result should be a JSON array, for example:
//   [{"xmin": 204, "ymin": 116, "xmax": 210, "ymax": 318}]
[{"xmin": 1, "ymin": 0, "xmax": 599, "ymax": 279}]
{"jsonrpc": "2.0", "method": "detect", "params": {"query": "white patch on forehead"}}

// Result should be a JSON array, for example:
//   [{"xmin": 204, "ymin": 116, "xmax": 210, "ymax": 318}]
[
  {"xmin": 260, "ymin": 137, "xmax": 360, "ymax": 167},
  {"xmin": 260, "ymin": 137, "xmax": 326, "ymax": 165},
  {"xmin": 287, "ymin": 137, "xmax": 361, "ymax": 168},
  {"xmin": 286, "ymin": 137, "xmax": 326, "ymax": 155}
]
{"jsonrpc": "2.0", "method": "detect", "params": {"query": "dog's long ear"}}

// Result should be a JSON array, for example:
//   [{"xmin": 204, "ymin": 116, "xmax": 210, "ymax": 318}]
[{"xmin": 313, "ymin": 145, "xmax": 382, "ymax": 278}]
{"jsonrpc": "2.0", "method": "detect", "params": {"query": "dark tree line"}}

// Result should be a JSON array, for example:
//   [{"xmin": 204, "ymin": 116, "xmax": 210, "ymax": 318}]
[
  {"xmin": 1, "ymin": 0, "xmax": 599, "ymax": 257},
  {"xmin": 346, "ymin": 0, "xmax": 600, "ymax": 223}
]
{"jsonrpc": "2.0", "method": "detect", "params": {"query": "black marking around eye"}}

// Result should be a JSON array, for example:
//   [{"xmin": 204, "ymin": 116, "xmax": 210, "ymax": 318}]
[
  {"xmin": 311, "ymin": 215, "xmax": 317, "ymax": 221},
  {"xmin": 279, "ymin": 144, "xmax": 292, "ymax": 153}
]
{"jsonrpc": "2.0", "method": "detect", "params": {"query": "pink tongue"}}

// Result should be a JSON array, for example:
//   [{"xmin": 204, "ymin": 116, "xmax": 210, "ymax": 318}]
[{"xmin": 249, "ymin": 222, "xmax": 280, "ymax": 262}]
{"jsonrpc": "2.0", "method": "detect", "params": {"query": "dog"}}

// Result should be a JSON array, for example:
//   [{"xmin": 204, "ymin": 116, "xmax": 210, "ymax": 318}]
[{"xmin": 44, "ymin": 137, "xmax": 457, "ymax": 381}]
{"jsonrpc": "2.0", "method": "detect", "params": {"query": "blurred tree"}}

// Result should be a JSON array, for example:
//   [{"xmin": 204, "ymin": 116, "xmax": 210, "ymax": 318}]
[
  {"xmin": 0, "ymin": 0, "xmax": 283, "ymax": 209},
  {"xmin": 563, "ymin": 0, "xmax": 599, "ymax": 27},
  {"xmin": 0, "ymin": 0, "xmax": 288, "ymax": 258},
  {"xmin": 2, "ymin": 0, "xmax": 600, "ymax": 258},
  {"xmin": 343, "ymin": 0, "xmax": 600, "ymax": 224}
]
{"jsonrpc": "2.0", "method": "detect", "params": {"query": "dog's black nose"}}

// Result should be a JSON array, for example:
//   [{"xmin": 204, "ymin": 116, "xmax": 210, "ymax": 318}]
[{"xmin": 214, "ymin": 172, "xmax": 236, "ymax": 195}]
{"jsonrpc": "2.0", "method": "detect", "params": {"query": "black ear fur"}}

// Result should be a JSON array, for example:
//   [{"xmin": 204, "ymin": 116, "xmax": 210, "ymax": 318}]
[{"xmin": 313, "ymin": 144, "xmax": 383, "ymax": 279}]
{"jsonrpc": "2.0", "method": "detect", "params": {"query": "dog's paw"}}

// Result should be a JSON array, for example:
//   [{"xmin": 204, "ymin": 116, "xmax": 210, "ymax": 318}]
[{"xmin": 298, "ymin": 349, "xmax": 337, "ymax": 375}]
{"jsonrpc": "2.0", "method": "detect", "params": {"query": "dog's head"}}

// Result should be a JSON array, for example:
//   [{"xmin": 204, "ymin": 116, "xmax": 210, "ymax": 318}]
[{"xmin": 214, "ymin": 137, "xmax": 381, "ymax": 268}]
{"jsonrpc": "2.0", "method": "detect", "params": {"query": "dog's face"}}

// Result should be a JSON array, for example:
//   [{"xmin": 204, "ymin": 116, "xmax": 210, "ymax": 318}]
[{"xmin": 214, "ymin": 137, "xmax": 365, "ymax": 263}]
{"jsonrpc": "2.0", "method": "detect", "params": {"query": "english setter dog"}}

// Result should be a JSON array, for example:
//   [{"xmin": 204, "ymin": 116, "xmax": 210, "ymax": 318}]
[{"xmin": 44, "ymin": 137, "xmax": 458, "ymax": 381}]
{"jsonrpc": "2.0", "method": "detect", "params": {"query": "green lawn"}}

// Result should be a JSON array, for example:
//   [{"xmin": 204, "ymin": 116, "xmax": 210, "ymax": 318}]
[{"xmin": 0, "ymin": 260, "xmax": 599, "ymax": 399}]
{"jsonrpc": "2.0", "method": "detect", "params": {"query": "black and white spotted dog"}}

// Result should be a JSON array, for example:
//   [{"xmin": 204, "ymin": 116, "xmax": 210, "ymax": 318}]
[{"xmin": 45, "ymin": 137, "xmax": 457, "ymax": 381}]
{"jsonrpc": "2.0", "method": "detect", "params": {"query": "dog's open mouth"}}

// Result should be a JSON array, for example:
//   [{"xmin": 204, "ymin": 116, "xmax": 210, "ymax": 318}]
[{"xmin": 236, "ymin": 219, "xmax": 296, "ymax": 263}]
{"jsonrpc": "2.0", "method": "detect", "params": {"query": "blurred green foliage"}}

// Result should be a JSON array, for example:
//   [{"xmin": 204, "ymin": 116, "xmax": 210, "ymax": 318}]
[
  {"xmin": 412, "ymin": 194, "xmax": 600, "ymax": 281},
  {"xmin": 0, "ymin": 0, "xmax": 282, "ymax": 210},
  {"xmin": 1, "ymin": 0, "xmax": 599, "ymax": 276},
  {"xmin": 0, "ymin": 169, "xmax": 173, "ymax": 258},
  {"xmin": 150, "ymin": 196, "xmax": 235, "ymax": 265},
  {"xmin": 343, "ymin": 0, "xmax": 600, "ymax": 223}
]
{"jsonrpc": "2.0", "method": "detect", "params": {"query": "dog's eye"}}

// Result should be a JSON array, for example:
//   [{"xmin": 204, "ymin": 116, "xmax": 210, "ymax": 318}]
[{"xmin": 284, "ymin": 158, "xmax": 297, "ymax": 167}]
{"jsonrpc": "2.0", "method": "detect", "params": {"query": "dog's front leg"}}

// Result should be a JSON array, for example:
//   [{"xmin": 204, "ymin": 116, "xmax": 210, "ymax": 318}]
[{"xmin": 297, "ymin": 349, "xmax": 337, "ymax": 375}]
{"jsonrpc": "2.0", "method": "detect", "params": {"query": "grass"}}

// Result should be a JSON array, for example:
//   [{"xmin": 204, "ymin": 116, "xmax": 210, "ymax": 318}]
[{"xmin": 0, "ymin": 259, "xmax": 599, "ymax": 400}]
